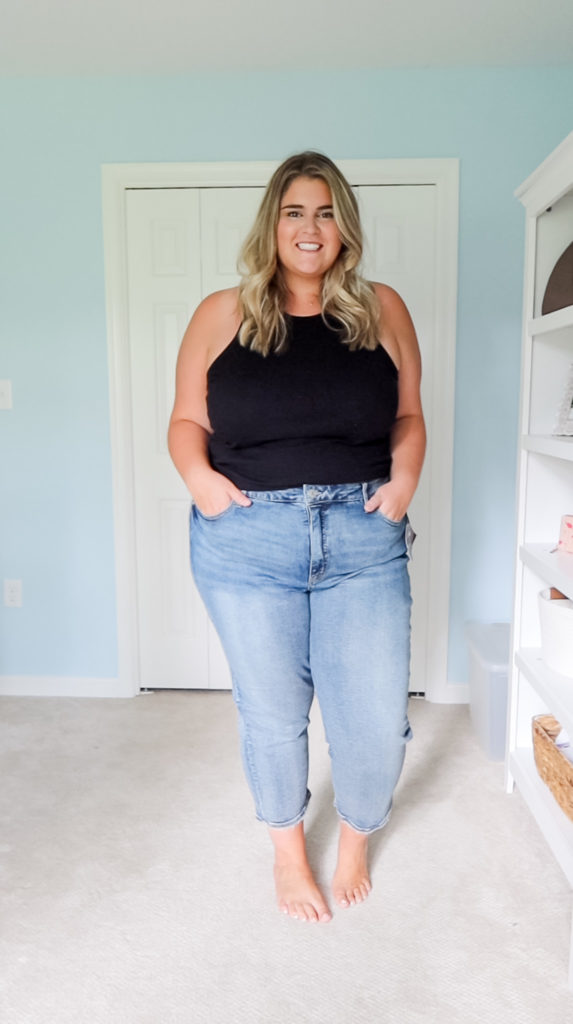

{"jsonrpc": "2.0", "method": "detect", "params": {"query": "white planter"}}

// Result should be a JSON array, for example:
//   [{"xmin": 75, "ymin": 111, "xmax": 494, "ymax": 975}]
[{"xmin": 539, "ymin": 588, "xmax": 573, "ymax": 677}]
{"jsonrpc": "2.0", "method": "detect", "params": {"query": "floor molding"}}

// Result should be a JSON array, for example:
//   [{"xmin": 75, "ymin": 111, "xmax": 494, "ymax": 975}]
[
  {"xmin": 428, "ymin": 681, "xmax": 470, "ymax": 704},
  {"xmin": 0, "ymin": 676, "xmax": 126, "ymax": 699}
]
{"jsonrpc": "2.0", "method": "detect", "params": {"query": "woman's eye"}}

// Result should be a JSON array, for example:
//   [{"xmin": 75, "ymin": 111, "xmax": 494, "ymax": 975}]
[
  {"xmin": 319, "ymin": 210, "xmax": 334, "ymax": 219},
  {"xmin": 286, "ymin": 210, "xmax": 301, "ymax": 218}
]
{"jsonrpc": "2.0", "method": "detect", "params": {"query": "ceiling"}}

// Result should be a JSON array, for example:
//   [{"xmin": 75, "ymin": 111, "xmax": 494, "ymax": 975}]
[{"xmin": 2, "ymin": 0, "xmax": 573, "ymax": 75}]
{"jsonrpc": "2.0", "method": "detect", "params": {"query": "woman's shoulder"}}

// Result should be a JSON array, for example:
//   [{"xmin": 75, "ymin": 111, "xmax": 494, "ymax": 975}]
[
  {"xmin": 370, "ymin": 281, "xmax": 409, "ymax": 319},
  {"xmin": 370, "ymin": 281, "xmax": 416, "ymax": 337},
  {"xmin": 180, "ymin": 287, "xmax": 241, "ymax": 363},
  {"xmin": 194, "ymin": 286, "xmax": 241, "ymax": 325},
  {"xmin": 368, "ymin": 282, "xmax": 419, "ymax": 371}
]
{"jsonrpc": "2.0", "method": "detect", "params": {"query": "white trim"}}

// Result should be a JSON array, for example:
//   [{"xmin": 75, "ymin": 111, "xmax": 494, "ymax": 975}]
[
  {"xmin": 432, "ymin": 682, "xmax": 470, "ymax": 705},
  {"xmin": 0, "ymin": 676, "xmax": 126, "ymax": 699},
  {"xmin": 102, "ymin": 158, "xmax": 459, "ymax": 703},
  {"xmin": 102, "ymin": 172, "xmax": 141, "ymax": 698},
  {"xmin": 515, "ymin": 131, "xmax": 573, "ymax": 215},
  {"xmin": 422, "ymin": 159, "xmax": 460, "ymax": 703}
]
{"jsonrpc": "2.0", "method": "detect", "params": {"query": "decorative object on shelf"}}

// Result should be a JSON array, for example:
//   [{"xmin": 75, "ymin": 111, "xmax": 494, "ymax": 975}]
[
  {"xmin": 553, "ymin": 362, "xmax": 573, "ymax": 436},
  {"xmin": 559, "ymin": 515, "xmax": 573, "ymax": 554},
  {"xmin": 539, "ymin": 587, "xmax": 573, "ymax": 676},
  {"xmin": 532, "ymin": 714, "xmax": 573, "ymax": 822},
  {"xmin": 555, "ymin": 725, "xmax": 573, "ymax": 764},
  {"xmin": 542, "ymin": 241, "xmax": 573, "ymax": 315}
]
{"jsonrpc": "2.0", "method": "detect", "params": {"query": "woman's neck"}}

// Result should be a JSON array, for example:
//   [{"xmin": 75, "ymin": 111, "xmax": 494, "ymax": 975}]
[{"xmin": 283, "ymin": 285, "xmax": 322, "ymax": 317}]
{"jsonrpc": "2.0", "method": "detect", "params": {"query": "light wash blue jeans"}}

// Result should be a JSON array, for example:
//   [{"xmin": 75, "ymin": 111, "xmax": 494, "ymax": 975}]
[{"xmin": 190, "ymin": 479, "xmax": 413, "ymax": 834}]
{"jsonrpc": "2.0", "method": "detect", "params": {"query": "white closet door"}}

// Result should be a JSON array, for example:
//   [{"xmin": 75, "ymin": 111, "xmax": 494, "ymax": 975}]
[
  {"xmin": 126, "ymin": 188, "xmax": 212, "ymax": 689},
  {"xmin": 197, "ymin": 186, "xmax": 266, "ymax": 687},
  {"xmin": 127, "ymin": 184, "xmax": 435, "ymax": 692},
  {"xmin": 357, "ymin": 185, "xmax": 436, "ymax": 694},
  {"xmin": 126, "ymin": 186, "xmax": 264, "ymax": 689}
]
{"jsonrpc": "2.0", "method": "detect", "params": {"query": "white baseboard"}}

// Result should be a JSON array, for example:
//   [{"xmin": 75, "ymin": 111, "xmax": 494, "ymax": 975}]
[
  {"xmin": 425, "ymin": 681, "xmax": 470, "ymax": 704},
  {"xmin": 0, "ymin": 676, "xmax": 132, "ymax": 698},
  {"xmin": 0, "ymin": 675, "xmax": 470, "ymax": 703}
]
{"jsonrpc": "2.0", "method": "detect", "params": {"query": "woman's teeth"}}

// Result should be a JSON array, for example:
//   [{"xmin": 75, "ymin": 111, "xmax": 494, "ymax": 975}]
[{"xmin": 297, "ymin": 243, "xmax": 321, "ymax": 251}]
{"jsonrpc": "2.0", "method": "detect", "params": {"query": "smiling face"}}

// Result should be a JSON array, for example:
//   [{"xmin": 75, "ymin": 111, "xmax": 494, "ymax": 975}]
[{"xmin": 276, "ymin": 176, "xmax": 343, "ymax": 287}]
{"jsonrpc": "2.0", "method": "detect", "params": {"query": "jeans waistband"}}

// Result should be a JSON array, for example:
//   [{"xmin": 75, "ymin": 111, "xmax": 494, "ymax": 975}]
[{"xmin": 241, "ymin": 479, "xmax": 389, "ymax": 504}]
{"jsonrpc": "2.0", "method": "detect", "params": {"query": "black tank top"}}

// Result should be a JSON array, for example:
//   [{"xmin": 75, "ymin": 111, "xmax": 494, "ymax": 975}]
[{"xmin": 206, "ymin": 313, "xmax": 399, "ymax": 490}]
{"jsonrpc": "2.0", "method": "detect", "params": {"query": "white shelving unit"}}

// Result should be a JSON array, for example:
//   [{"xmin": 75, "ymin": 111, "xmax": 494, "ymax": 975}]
[{"xmin": 507, "ymin": 131, "xmax": 573, "ymax": 988}]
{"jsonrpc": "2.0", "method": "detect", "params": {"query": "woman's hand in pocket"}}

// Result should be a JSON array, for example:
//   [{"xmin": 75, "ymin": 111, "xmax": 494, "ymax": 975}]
[
  {"xmin": 364, "ymin": 479, "xmax": 409, "ymax": 523},
  {"xmin": 189, "ymin": 468, "xmax": 252, "ymax": 518}
]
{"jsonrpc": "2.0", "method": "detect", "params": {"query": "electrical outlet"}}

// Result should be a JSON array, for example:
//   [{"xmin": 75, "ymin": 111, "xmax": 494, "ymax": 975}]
[{"xmin": 4, "ymin": 580, "xmax": 22, "ymax": 607}]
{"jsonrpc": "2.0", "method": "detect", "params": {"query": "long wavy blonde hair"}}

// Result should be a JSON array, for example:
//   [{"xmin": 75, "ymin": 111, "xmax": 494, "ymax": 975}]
[{"xmin": 237, "ymin": 151, "xmax": 381, "ymax": 355}]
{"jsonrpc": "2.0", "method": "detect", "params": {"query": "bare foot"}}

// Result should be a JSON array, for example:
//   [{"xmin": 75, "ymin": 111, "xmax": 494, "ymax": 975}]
[
  {"xmin": 332, "ymin": 822, "xmax": 372, "ymax": 908},
  {"xmin": 274, "ymin": 863, "xmax": 332, "ymax": 922},
  {"xmin": 269, "ymin": 823, "xmax": 332, "ymax": 923}
]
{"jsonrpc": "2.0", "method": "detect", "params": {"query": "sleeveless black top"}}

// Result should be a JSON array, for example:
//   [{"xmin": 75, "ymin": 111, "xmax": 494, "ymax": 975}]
[{"xmin": 206, "ymin": 313, "xmax": 399, "ymax": 490}]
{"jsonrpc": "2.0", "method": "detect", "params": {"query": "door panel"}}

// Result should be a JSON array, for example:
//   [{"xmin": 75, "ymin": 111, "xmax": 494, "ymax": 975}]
[{"xmin": 199, "ymin": 187, "xmax": 266, "ymax": 294}]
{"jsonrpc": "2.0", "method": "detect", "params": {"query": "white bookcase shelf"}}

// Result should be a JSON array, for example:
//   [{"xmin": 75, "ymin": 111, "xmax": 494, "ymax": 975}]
[
  {"xmin": 528, "ymin": 305, "xmax": 573, "ymax": 336},
  {"xmin": 520, "ymin": 544, "xmax": 573, "ymax": 598},
  {"xmin": 523, "ymin": 435, "xmax": 573, "ymax": 461},
  {"xmin": 516, "ymin": 648, "xmax": 573, "ymax": 737},
  {"xmin": 509, "ymin": 747, "xmax": 573, "ymax": 889},
  {"xmin": 509, "ymin": 131, "xmax": 573, "ymax": 989}
]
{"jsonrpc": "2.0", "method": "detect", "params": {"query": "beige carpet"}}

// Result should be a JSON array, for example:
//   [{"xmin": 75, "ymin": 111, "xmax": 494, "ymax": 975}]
[{"xmin": 0, "ymin": 692, "xmax": 571, "ymax": 1023}]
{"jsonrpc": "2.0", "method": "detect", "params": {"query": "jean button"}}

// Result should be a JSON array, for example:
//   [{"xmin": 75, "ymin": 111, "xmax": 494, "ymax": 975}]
[{"xmin": 307, "ymin": 487, "xmax": 319, "ymax": 499}]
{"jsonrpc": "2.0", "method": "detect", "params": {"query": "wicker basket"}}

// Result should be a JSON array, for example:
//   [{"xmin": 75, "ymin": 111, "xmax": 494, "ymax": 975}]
[{"xmin": 532, "ymin": 714, "xmax": 573, "ymax": 822}]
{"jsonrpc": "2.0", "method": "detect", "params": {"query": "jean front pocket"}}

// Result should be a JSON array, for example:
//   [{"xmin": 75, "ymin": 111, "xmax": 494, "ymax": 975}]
[
  {"xmin": 362, "ymin": 478, "xmax": 405, "ymax": 527},
  {"xmin": 376, "ymin": 509, "xmax": 405, "ymax": 527},
  {"xmin": 193, "ymin": 500, "xmax": 237, "ymax": 522}
]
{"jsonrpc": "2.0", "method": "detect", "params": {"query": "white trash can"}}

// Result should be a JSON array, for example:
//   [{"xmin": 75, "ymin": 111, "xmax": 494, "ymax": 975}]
[{"xmin": 465, "ymin": 622, "xmax": 510, "ymax": 760}]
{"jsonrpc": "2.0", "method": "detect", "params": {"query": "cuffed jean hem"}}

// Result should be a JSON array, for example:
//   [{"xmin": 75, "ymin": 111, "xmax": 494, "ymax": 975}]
[
  {"xmin": 336, "ymin": 803, "xmax": 393, "ymax": 836},
  {"xmin": 256, "ymin": 789, "xmax": 311, "ymax": 829}
]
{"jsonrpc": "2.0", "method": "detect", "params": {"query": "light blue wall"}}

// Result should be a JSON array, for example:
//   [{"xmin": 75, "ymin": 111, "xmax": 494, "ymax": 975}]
[{"xmin": 1, "ymin": 69, "xmax": 572, "ymax": 685}]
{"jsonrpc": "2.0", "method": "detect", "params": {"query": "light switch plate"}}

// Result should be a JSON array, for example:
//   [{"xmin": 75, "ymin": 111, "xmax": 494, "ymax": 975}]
[{"xmin": 0, "ymin": 380, "xmax": 13, "ymax": 409}]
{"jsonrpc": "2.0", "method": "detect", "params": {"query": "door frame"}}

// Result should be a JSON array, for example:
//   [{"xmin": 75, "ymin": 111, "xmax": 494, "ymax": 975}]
[{"xmin": 102, "ymin": 158, "xmax": 461, "ymax": 702}]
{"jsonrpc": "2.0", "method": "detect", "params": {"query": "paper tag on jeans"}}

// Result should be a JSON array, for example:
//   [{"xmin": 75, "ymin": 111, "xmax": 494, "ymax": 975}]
[{"xmin": 405, "ymin": 521, "xmax": 416, "ymax": 561}]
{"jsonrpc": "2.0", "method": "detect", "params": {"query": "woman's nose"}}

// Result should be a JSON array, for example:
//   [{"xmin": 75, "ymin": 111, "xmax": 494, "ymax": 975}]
[{"xmin": 302, "ymin": 214, "xmax": 320, "ymax": 233}]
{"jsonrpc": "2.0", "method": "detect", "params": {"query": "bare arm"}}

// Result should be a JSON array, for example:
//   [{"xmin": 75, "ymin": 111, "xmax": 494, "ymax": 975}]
[
  {"xmin": 364, "ymin": 283, "xmax": 426, "ymax": 521},
  {"xmin": 167, "ymin": 290, "xmax": 251, "ymax": 515}
]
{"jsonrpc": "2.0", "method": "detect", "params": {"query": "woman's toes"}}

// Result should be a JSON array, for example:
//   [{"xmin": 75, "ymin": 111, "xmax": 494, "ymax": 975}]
[
  {"xmin": 334, "ymin": 882, "xmax": 371, "ymax": 907},
  {"xmin": 274, "ymin": 861, "xmax": 331, "ymax": 922}
]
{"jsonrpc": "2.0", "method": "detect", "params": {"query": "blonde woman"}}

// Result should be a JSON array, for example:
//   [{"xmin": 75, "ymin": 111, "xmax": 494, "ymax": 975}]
[{"xmin": 168, "ymin": 152, "xmax": 425, "ymax": 923}]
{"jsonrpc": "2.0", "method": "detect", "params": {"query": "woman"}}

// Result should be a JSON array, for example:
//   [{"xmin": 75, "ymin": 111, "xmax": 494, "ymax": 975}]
[{"xmin": 168, "ymin": 152, "xmax": 425, "ymax": 924}]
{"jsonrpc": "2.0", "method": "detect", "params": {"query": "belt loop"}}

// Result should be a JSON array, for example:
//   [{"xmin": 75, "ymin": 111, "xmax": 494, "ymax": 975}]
[{"xmin": 362, "ymin": 482, "xmax": 369, "ymax": 503}]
